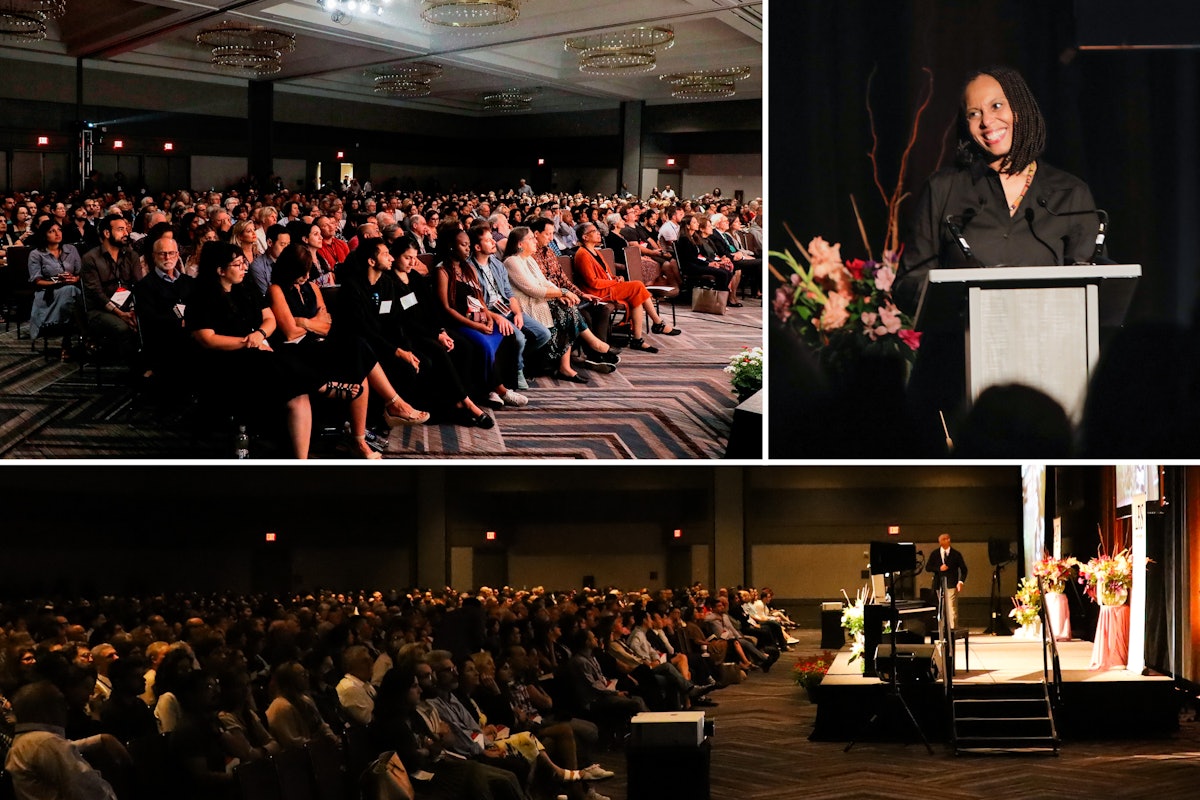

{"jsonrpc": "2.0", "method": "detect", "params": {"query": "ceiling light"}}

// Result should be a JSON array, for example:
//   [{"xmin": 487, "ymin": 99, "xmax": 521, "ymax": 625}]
[
  {"xmin": 659, "ymin": 66, "xmax": 751, "ymax": 99},
  {"xmin": 421, "ymin": 0, "xmax": 520, "ymax": 28},
  {"xmin": 565, "ymin": 26, "xmax": 674, "ymax": 75},
  {"xmin": 483, "ymin": 89, "xmax": 534, "ymax": 113},
  {"xmin": 196, "ymin": 22, "xmax": 296, "ymax": 78},
  {"xmin": 371, "ymin": 62, "xmax": 443, "ymax": 97},
  {"xmin": 0, "ymin": 1, "xmax": 65, "ymax": 42}
]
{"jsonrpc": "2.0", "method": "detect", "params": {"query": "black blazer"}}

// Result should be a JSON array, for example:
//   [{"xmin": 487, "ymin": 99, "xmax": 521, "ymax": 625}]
[{"xmin": 925, "ymin": 547, "xmax": 968, "ymax": 587}]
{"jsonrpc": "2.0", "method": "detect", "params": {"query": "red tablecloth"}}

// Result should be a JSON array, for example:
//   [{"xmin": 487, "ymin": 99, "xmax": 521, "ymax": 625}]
[
  {"xmin": 1090, "ymin": 603, "xmax": 1130, "ymax": 670},
  {"xmin": 1045, "ymin": 591, "xmax": 1072, "ymax": 641}
]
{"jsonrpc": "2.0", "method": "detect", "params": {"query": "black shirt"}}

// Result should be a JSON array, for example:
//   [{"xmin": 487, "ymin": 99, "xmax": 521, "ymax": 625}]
[
  {"xmin": 186, "ymin": 281, "xmax": 266, "ymax": 337},
  {"xmin": 894, "ymin": 160, "xmax": 1102, "ymax": 315}
]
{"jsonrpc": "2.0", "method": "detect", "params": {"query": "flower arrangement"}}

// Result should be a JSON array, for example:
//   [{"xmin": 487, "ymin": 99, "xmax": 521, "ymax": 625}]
[
  {"xmin": 1033, "ymin": 555, "xmax": 1079, "ymax": 593},
  {"xmin": 769, "ymin": 68, "xmax": 933, "ymax": 378},
  {"xmin": 792, "ymin": 651, "xmax": 836, "ymax": 691},
  {"xmin": 1009, "ymin": 576, "xmax": 1042, "ymax": 627},
  {"xmin": 840, "ymin": 585, "xmax": 874, "ymax": 664},
  {"xmin": 1079, "ymin": 548, "xmax": 1133, "ymax": 606},
  {"xmin": 724, "ymin": 346, "xmax": 763, "ymax": 399}
]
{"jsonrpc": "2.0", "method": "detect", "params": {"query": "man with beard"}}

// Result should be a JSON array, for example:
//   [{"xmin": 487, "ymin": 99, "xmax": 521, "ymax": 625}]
[{"xmin": 80, "ymin": 214, "xmax": 142, "ymax": 362}]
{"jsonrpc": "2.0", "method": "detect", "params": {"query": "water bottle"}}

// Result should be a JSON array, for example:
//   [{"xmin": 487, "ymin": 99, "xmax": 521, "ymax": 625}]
[{"xmin": 234, "ymin": 425, "xmax": 250, "ymax": 459}]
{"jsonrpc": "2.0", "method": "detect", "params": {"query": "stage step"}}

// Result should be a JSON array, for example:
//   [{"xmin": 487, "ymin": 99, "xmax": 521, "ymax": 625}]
[{"xmin": 951, "ymin": 682, "xmax": 1059, "ymax": 755}]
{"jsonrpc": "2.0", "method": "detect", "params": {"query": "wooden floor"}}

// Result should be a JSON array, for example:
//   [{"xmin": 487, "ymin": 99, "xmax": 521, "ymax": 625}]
[{"xmin": 590, "ymin": 629, "xmax": 1200, "ymax": 800}]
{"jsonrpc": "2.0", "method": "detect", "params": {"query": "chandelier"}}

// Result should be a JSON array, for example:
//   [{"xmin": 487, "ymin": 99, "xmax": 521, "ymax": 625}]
[
  {"xmin": 196, "ymin": 22, "xmax": 296, "ymax": 78},
  {"xmin": 564, "ymin": 26, "xmax": 674, "ymax": 75},
  {"xmin": 421, "ymin": 0, "xmax": 520, "ymax": 28},
  {"xmin": 372, "ymin": 62, "xmax": 443, "ymax": 98},
  {"xmin": 317, "ymin": 0, "xmax": 390, "ymax": 24},
  {"xmin": 482, "ymin": 89, "xmax": 534, "ymax": 113},
  {"xmin": 0, "ymin": 0, "xmax": 66, "ymax": 43},
  {"xmin": 659, "ymin": 66, "xmax": 751, "ymax": 99}
]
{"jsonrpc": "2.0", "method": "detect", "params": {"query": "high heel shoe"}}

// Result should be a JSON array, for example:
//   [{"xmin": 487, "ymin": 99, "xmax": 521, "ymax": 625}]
[
  {"xmin": 383, "ymin": 396, "xmax": 430, "ymax": 426},
  {"xmin": 353, "ymin": 434, "xmax": 383, "ymax": 459}
]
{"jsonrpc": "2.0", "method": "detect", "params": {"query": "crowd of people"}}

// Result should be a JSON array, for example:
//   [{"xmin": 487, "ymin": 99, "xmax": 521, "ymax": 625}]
[
  {"xmin": 0, "ymin": 581, "xmax": 793, "ymax": 800},
  {"xmin": 1, "ymin": 183, "xmax": 764, "ymax": 458}
]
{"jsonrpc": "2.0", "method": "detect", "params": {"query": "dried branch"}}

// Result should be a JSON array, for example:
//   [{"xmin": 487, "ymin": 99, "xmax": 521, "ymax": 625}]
[{"xmin": 849, "ymin": 194, "xmax": 873, "ymax": 262}]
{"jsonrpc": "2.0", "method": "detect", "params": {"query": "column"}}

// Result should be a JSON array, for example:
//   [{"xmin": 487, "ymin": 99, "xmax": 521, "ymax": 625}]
[
  {"xmin": 417, "ymin": 467, "xmax": 448, "ymax": 588},
  {"xmin": 248, "ymin": 81, "xmax": 274, "ymax": 190},
  {"xmin": 619, "ymin": 100, "xmax": 644, "ymax": 197},
  {"xmin": 712, "ymin": 467, "xmax": 746, "ymax": 589}
]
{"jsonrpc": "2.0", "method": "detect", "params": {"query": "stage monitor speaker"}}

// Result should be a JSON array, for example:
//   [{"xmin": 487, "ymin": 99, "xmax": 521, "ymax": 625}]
[
  {"xmin": 988, "ymin": 537, "xmax": 1014, "ymax": 566},
  {"xmin": 870, "ymin": 541, "xmax": 916, "ymax": 575},
  {"xmin": 875, "ymin": 643, "xmax": 938, "ymax": 682}
]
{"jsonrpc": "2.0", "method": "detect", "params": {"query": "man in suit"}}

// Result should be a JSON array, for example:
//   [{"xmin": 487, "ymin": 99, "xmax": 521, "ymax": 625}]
[{"xmin": 925, "ymin": 533, "xmax": 968, "ymax": 633}]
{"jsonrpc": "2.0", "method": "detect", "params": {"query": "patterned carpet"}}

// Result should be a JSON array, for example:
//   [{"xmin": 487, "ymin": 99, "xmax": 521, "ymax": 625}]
[{"xmin": 0, "ymin": 299, "xmax": 761, "ymax": 459}]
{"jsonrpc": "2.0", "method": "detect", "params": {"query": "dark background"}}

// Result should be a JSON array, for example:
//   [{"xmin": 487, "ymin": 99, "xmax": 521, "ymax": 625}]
[{"xmin": 769, "ymin": 0, "xmax": 1200, "ymax": 326}]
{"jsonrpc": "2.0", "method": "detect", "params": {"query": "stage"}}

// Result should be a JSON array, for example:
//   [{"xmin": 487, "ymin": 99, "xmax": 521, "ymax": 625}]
[{"xmin": 811, "ymin": 633, "xmax": 1178, "ymax": 742}]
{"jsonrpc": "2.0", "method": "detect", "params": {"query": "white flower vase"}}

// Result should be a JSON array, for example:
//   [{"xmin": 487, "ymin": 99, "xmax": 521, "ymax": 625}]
[{"xmin": 1015, "ymin": 618, "xmax": 1042, "ymax": 640}]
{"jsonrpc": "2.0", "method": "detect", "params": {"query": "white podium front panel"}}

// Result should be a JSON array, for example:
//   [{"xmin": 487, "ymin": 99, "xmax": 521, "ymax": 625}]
[{"xmin": 966, "ymin": 285, "xmax": 1094, "ymax": 419}]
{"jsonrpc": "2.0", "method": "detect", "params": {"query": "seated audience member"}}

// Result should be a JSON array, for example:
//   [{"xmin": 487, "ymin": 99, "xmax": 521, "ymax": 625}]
[
  {"xmin": 287, "ymin": 220, "xmax": 336, "ymax": 286},
  {"xmin": 231, "ymin": 220, "xmax": 261, "ymax": 270},
  {"xmin": 434, "ymin": 225, "xmax": 525, "ymax": 411},
  {"xmin": 186, "ymin": 242, "xmax": 316, "ymax": 458},
  {"xmin": 550, "ymin": 207, "xmax": 578, "ymax": 254},
  {"xmin": 183, "ymin": 225, "xmax": 219, "ymax": 277},
  {"xmin": 26, "ymin": 219, "xmax": 83, "ymax": 348},
  {"xmin": 733, "ymin": 590, "xmax": 788, "ymax": 650},
  {"xmin": 132, "ymin": 236, "xmax": 195, "ymax": 392},
  {"xmin": 335, "ymin": 645, "xmax": 376, "ymax": 726},
  {"xmin": 705, "ymin": 597, "xmax": 778, "ymax": 672},
  {"xmin": 253, "ymin": 206, "xmax": 278, "ymax": 252},
  {"xmin": 336, "ymin": 238, "xmax": 491, "ymax": 428},
  {"xmin": 99, "ymin": 656, "xmax": 158, "ymax": 744},
  {"xmin": 4, "ymin": 681, "xmax": 128, "ymax": 800},
  {"xmin": 248, "ymin": 223, "xmax": 289, "ymax": 295},
  {"xmin": 80, "ymin": 214, "xmax": 143, "ymax": 360},
  {"xmin": 566, "ymin": 630, "xmax": 647, "ymax": 734},
  {"xmin": 264, "ymin": 661, "xmax": 341, "ymax": 751},
  {"xmin": 696, "ymin": 214, "xmax": 741, "ymax": 301},
  {"xmin": 622, "ymin": 208, "xmax": 670, "ymax": 268},
  {"xmin": 215, "ymin": 667, "xmax": 279, "ymax": 763},
  {"xmin": 166, "ymin": 670, "xmax": 235, "ymax": 800},
  {"xmin": 571, "ymin": 222, "xmax": 679, "ymax": 353},
  {"xmin": 152, "ymin": 646, "xmax": 196, "ymax": 734},
  {"xmin": 317, "ymin": 215, "xmax": 349, "ymax": 269},
  {"xmin": 710, "ymin": 212, "xmax": 761, "ymax": 296},
  {"xmin": 502, "ymin": 226, "xmax": 619, "ymax": 383},
  {"xmin": 674, "ymin": 214, "xmax": 733, "ymax": 293},
  {"xmin": 469, "ymin": 223, "xmax": 550, "ymax": 389}
]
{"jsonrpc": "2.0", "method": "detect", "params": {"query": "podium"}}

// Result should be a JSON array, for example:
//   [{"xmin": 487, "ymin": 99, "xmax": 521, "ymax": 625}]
[{"xmin": 914, "ymin": 264, "xmax": 1140, "ymax": 420}]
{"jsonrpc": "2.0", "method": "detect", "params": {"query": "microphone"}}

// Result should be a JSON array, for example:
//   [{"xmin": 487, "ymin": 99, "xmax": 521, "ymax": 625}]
[
  {"xmin": 945, "ymin": 211, "xmax": 978, "ymax": 264},
  {"xmin": 1024, "ymin": 207, "xmax": 1061, "ymax": 265},
  {"xmin": 1036, "ymin": 196, "xmax": 1110, "ymax": 263}
]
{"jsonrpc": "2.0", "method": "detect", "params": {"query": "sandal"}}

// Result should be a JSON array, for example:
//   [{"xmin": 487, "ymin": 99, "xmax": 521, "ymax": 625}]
[
  {"xmin": 651, "ymin": 322, "xmax": 681, "ymax": 336},
  {"xmin": 383, "ymin": 396, "xmax": 431, "ymax": 427},
  {"xmin": 628, "ymin": 338, "xmax": 659, "ymax": 353},
  {"xmin": 317, "ymin": 381, "xmax": 363, "ymax": 402},
  {"xmin": 353, "ymin": 434, "xmax": 383, "ymax": 460}
]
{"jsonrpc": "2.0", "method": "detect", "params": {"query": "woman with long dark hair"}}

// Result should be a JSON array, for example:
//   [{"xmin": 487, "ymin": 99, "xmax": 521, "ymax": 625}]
[
  {"xmin": 27, "ymin": 219, "xmax": 83, "ymax": 346},
  {"xmin": 675, "ymin": 214, "xmax": 733, "ymax": 292}
]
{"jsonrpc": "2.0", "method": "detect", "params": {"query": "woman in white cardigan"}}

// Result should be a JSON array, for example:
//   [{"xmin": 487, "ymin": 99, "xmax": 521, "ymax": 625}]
[{"xmin": 501, "ymin": 226, "xmax": 617, "ymax": 383}]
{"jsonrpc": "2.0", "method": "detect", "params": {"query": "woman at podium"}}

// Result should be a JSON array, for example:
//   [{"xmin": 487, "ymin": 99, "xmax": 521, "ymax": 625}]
[{"xmin": 893, "ymin": 66, "xmax": 1106, "ymax": 453}]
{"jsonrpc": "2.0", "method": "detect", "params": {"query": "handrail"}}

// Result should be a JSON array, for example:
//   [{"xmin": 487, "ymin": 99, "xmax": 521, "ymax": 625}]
[{"xmin": 1035, "ymin": 575, "xmax": 1063, "ymax": 706}]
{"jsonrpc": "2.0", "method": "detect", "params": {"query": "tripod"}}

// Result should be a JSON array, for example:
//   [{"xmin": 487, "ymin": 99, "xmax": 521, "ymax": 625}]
[
  {"xmin": 845, "ymin": 571, "xmax": 934, "ymax": 754},
  {"xmin": 984, "ymin": 562, "xmax": 1013, "ymax": 636}
]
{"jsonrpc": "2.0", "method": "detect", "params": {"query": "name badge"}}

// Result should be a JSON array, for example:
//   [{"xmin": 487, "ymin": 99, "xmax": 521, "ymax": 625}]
[
  {"xmin": 379, "ymin": 300, "xmax": 393, "ymax": 314},
  {"xmin": 110, "ymin": 288, "xmax": 132, "ymax": 309},
  {"xmin": 400, "ymin": 293, "xmax": 418, "ymax": 310}
]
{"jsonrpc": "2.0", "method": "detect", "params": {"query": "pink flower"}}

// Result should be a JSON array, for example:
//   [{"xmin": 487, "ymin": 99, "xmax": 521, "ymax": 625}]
[
  {"xmin": 874, "ymin": 264, "xmax": 896, "ymax": 293},
  {"xmin": 877, "ymin": 301, "xmax": 902, "ymax": 334},
  {"xmin": 772, "ymin": 287, "xmax": 793, "ymax": 322},
  {"xmin": 809, "ymin": 237, "xmax": 849, "ymax": 285},
  {"xmin": 818, "ymin": 291, "xmax": 850, "ymax": 331},
  {"xmin": 898, "ymin": 329, "xmax": 922, "ymax": 350},
  {"xmin": 861, "ymin": 311, "xmax": 878, "ymax": 328}
]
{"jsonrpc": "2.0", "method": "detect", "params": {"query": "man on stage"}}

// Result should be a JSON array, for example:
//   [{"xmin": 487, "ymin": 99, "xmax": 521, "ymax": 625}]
[{"xmin": 926, "ymin": 533, "xmax": 967, "ymax": 632}]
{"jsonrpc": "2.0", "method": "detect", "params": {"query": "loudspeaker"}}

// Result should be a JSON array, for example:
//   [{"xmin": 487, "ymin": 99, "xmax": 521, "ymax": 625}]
[
  {"xmin": 988, "ymin": 538, "xmax": 1013, "ymax": 566},
  {"xmin": 870, "ymin": 541, "xmax": 916, "ymax": 575},
  {"xmin": 874, "ymin": 643, "xmax": 938, "ymax": 682}
]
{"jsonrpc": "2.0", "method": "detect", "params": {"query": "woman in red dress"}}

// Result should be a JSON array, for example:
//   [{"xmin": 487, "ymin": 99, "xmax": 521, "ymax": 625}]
[{"xmin": 571, "ymin": 222, "xmax": 679, "ymax": 353}]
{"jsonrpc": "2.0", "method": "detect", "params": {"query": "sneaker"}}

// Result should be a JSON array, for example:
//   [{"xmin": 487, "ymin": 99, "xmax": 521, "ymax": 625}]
[
  {"xmin": 502, "ymin": 390, "xmax": 529, "ymax": 407},
  {"xmin": 516, "ymin": 371, "xmax": 530, "ymax": 390},
  {"xmin": 584, "ymin": 361, "xmax": 617, "ymax": 374},
  {"xmin": 579, "ymin": 764, "xmax": 615, "ymax": 781},
  {"xmin": 485, "ymin": 392, "xmax": 505, "ymax": 409}
]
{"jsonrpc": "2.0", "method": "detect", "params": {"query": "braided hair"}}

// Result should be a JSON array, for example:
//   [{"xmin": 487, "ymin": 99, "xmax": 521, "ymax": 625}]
[{"xmin": 956, "ymin": 65, "xmax": 1046, "ymax": 174}]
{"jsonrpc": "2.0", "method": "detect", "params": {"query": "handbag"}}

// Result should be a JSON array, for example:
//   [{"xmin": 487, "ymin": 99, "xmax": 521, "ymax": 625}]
[
  {"xmin": 691, "ymin": 286, "xmax": 729, "ymax": 315},
  {"xmin": 362, "ymin": 751, "xmax": 415, "ymax": 800}
]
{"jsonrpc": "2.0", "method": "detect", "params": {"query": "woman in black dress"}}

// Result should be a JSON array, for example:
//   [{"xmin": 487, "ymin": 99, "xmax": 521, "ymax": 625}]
[
  {"xmin": 675, "ymin": 214, "xmax": 732, "ymax": 291},
  {"xmin": 335, "ymin": 238, "xmax": 493, "ymax": 428}
]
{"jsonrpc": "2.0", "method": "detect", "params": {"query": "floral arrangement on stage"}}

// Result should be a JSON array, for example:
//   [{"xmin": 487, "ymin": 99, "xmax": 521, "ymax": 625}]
[
  {"xmin": 840, "ymin": 586, "xmax": 871, "ymax": 665},
  {"xmin": 792, "ymin": 651, "xmax": 836, "ymax": 691},
  {"xmin": 769, "ymin": 68, "xmax": 932, "ymax": 377},
  {"xmin": 724, "ymin": 345, "xmax": 763, "ymax": 400},
  {"xmin": 1079, "ymin": 547, "xmax": 1133, "ymax": 606},
  {"xmin": 1033, "ymin": 555, "xmax": 1079, "ymax": 593},
  {"xmin": 1009, "ymin": 577, "xmax": 1042, "ymax": 627}
]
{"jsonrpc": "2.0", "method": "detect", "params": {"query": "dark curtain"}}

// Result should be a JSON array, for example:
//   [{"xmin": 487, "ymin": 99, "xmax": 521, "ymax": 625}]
[
  {"xmin": 769, "ymin": 0, "xmax": 1200, "ymax": 321},
  {"xmin": 1145, "ymin": 466, "xmax": 1184, "ymax": 675}
]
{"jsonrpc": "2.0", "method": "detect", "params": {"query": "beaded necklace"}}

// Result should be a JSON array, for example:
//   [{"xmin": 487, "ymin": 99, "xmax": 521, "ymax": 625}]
[{"xmin": 1006, "ymin": 161, "xmax": 1037, "ymax": 216}]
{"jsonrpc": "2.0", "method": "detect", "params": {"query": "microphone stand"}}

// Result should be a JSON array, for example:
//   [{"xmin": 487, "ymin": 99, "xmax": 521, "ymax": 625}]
[{"xmin": 845, "ymin": 570, "xmax": 934, "ymax": 754}]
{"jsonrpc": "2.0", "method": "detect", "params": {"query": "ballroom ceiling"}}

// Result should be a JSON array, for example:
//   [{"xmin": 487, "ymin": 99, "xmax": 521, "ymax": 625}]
[{"xmin": 0, "ymin": 0, "xmax": 763, "ymax": 115}]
